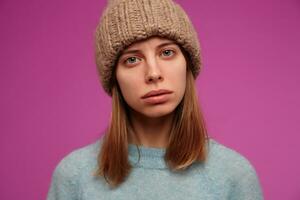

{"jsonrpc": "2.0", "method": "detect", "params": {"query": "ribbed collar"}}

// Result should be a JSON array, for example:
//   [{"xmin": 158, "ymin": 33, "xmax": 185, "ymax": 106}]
[{"xmin": 128, "ymin": 144, "xmax": 168, "ymax": 169}]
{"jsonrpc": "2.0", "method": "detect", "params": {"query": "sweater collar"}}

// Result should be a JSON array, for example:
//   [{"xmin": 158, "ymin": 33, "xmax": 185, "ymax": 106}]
[{"xmin": 128, "ymin": 144, "xmax": 168, "ymax": 169}]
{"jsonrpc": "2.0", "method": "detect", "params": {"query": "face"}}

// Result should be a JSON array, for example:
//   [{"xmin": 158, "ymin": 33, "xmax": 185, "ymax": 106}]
[{"xmin": 115, "ymin": 36, "xmax": 187, "ymax": 118}]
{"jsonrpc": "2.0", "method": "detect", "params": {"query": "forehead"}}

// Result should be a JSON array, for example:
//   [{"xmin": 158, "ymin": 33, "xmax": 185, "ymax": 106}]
[{"xmin": 125, "ymin": 36, "xmax": 176, "ymax": 50}]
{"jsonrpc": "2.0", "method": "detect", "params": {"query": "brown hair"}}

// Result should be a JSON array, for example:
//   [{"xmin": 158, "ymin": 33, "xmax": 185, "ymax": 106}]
[{"xmin": 93, "ymin": 47, "xmax": 209, "ymax": 188}]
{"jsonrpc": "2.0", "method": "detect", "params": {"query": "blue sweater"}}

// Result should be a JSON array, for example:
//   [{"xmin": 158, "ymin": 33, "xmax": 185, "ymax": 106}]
[{"xmin": 47, "ymin": 137, "xmax": 264, "ymax": 200}]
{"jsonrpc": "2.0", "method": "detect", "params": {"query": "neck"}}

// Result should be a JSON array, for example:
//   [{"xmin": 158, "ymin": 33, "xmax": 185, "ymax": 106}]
[{"xmin": 128, "ymin": 109, "xmax": 174, "ymax": 148}]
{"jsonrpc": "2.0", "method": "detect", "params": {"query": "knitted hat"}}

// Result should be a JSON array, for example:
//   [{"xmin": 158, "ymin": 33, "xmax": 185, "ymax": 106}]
[{"xmin": 94, "ymin": 0, "xmax": 202, "ymax": 96}]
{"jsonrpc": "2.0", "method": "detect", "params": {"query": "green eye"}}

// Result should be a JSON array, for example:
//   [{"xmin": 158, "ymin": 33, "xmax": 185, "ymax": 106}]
[
  {"xmin": 162, "ymin": 50, "xmax": 174, "ymax": 57},
  {"xmin": 125, "ymin": 57, "xmax": 139, "ymax": 64}
]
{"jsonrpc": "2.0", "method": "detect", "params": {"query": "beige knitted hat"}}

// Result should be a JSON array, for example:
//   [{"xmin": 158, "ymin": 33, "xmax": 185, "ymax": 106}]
[{"xmin": 95, "ymin": 0, "xmax": 202, "ymax": 96}]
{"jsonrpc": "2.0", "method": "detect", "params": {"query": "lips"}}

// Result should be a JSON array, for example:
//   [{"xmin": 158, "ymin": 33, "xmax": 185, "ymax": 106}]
[{"xmin": 141, "ymin": 89, "xmax": 173, "ymax": 99}]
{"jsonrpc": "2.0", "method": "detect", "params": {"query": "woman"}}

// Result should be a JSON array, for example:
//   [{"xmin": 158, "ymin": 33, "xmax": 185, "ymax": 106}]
[{"xmin": 47, "ymin": 0, "xmax": 264, "ymax": 199}]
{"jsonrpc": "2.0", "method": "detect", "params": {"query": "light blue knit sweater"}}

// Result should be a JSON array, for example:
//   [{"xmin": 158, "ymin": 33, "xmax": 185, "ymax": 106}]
[{"xmin": 47, "ymin": 137, "xmax": 264, "ymax": 200}]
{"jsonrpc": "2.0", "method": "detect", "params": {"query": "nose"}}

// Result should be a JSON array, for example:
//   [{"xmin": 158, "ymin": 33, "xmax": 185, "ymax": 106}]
[{"xmin": 145, "ymin": 58, "xmax": 164, "ymax": 84}]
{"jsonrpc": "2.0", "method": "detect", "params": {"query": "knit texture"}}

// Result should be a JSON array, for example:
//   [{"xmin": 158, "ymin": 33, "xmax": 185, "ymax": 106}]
[
  {"xmin": 94, "ymin": 0, "xmax": 202, "ymax": 96},
  {"xmin": 47, "ymin": 137, "xmax": 264, "ymax": 199}
]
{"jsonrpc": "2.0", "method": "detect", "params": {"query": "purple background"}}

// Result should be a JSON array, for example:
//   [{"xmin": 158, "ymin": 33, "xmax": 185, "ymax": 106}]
[{"xmin": 1, "ymin": 0, "xmax": 299, "ymax": 199}]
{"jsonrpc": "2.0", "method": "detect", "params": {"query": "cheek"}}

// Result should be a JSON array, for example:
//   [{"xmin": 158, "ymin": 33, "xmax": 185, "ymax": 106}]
[
  {"xmin": 116, "ymin": 71, "xmax": 141, "ymax": 104},
  {"xmin": 176, "ymin": 69, "xmax": 187, "ymax": 97},
  {"xmin": 166, "ymin": 60, "xmax": 187, "ymax": 91}
]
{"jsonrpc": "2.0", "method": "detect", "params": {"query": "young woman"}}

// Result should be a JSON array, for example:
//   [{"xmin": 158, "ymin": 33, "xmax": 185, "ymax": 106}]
[{"xmin": 47, "ymin": 0, "xmax": 264, "ymax": 199}]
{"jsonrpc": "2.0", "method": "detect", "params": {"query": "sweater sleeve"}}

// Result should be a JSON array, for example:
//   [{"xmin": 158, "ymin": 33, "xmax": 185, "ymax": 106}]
[
  {"xmin": 229, "ymin": 157, "xmax": 264, "ymax": 200},
  {"xmin": 47, "ymin": 152, "xmax": 80, "ymax": 200}
]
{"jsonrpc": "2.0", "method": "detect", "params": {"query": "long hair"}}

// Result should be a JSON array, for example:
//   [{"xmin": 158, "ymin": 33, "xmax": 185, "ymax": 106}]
[{"xmin": 93, "ymin": 48, "xmax": 209, "ymax": 188}]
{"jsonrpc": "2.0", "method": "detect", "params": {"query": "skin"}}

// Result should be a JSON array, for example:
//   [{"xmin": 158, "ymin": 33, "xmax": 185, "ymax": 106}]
[{"xmin": 115, "ymin": 36, "xmax": 187, "ymax": 148}]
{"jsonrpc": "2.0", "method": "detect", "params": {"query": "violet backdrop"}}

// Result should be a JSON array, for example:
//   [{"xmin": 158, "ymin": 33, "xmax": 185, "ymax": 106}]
[{"xmin": 1, "ymin": 0, "xmax": 299, "ymax": 199}]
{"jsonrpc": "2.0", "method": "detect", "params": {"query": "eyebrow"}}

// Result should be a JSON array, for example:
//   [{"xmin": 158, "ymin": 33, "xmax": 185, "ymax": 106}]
[{"xmin": 121, "ymin": 42, "xmax": 177, "ymax": 56}]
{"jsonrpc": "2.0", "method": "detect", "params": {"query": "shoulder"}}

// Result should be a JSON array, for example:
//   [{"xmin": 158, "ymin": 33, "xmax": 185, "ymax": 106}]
[
  {"xmin": 205, "ymin": 138, "xmax": 264, "ymax": 199},
  {"xmin": 51, "ymin": 138, "xmax": 102, "ymax": 184},
  {"xmin": 47, "ymin": 138, "xmax": 103, "ymax": 199},
  {"xmin": 205, "ymin": 138, "xmax": 260, "ymax": 181}
]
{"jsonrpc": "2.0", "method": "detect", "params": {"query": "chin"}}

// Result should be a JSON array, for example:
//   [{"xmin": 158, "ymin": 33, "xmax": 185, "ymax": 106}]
[{"xmin": 140, "ymin": 105, "xmax": 177, "ymax": 118}]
